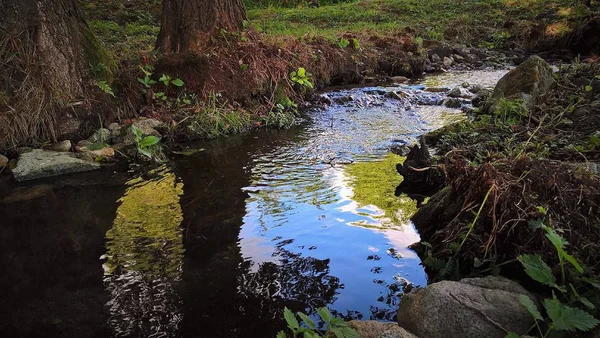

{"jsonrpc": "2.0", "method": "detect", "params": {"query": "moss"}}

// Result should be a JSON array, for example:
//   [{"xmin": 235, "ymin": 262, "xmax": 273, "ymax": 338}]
[
  {"xmin": 83, "ymin": 26, "xmax": 118, "ymax": 83},
  {"xmin": 345, "ymin": 153, "xmax": 417, "ymax": 226}
]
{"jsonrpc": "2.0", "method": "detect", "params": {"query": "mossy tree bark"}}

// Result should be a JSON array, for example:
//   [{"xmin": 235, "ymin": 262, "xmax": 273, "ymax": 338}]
[
  {"xmin": 157, "ymin": 0, "xmax": 247, "ymax": 53},
  {"xmin": 0, "ymin": 0, "xmax": 93, "ymax": 100},
  {"xmin": 0, "ymin": 0, "xmax": 114, "ymax": 148}
]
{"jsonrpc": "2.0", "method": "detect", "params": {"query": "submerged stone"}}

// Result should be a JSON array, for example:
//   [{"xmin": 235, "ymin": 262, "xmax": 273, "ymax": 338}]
[{"xmin": 12, "ymin": 149, "xmax": 100, "ymax": 182}]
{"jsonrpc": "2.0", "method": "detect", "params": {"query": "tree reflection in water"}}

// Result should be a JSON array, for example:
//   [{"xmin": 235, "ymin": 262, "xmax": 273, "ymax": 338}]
[
  {"xmin": 238, "ymin": 239, "xmax": 341, "ymax": 312},
  {"xmin": 102, "ymin": 166, "xmax": 184, "ymax": 337}
]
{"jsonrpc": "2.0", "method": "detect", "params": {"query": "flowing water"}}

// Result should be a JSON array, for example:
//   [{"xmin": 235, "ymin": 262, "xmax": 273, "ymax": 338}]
[{"xmin": 0, "ymin": 70, "xmax": 508, "ymax": 338}]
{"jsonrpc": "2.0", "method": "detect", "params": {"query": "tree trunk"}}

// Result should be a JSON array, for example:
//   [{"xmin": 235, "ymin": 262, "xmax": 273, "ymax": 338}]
[
  {"xmin": 157, "ymin": 0, "xmax": 247, "ymax": 53},
  {"xmin": 0, "ymin": 0, "xmax": 90, "ymax": 100},
  {"xmin": 0, "ymin": 0, "xmax": 112, "ymax": 148}
]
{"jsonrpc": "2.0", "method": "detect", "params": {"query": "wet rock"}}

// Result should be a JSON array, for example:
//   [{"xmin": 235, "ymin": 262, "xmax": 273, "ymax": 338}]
[
  {"xmin": 348, "ymin": 321, "xmax": 417, "ymax": 338},
  {"xmin": 428, "ymin": 43, "xmax": 455, "ymax": 59},
  {"xmin": 0, "ymin": 154, "xmax": 8, "ymax": 167},
  {"xmin": 431, "ymin": 54, "xmax": 441, "ymax": 63},
  {"xmin": 75, "ymin": 140, "xmax": 92, "ymax": 152},
  {"xmin": 469, "ymin": 84, "xmax": 484, "ymax": 94},
  {"xmin": 365, "ymin": 89, "xmax": 387, "ymax": 95},
  {"xmin": 398, "ymin": 276, "xmax": 538, "ymax": 338},
  {"xmin": 12, "ymin": 149, "xmax": 100, "ymax": 182},
  {"xmin": 87, "ymin": 128, "xmax": 111, "ymax": 143},
  {"xmin": 472, "ymin": 89, "xmax": 492, "ymax": 108},
  {"xmin": 48, "ymin": 140, "xmax": 72, "ymax": 152},
  {"xmin": 442, "ymin": 56, "xmax": 453, "ymax": 69},
  {"xmin": 453, "ymin": 54, "xmax": 465, "ymax": 62},
  {"xmin": 384, "ymin": 91, "xmax": 405, "ymax": 101},
  {"xmin": 489, "ymin": 55, "xmax": 554, "ymax": 110},
  {"xmin": 447, "ymin": 87, "xmax": 473, "ymax": 99},
  {"xmin": 391, "ymin": 76, "xmax": 409, "ymax": 84},
  {"xmin": 424, "ymin": 87, "xmax": 450, "ymax": 93},
  {"xmin": 443, "ymin": 98, "xmax": 462, "ymax": 108},
  {"xmin": 334, "ymin": 96, "xmax": 353, "ymax": 104}
]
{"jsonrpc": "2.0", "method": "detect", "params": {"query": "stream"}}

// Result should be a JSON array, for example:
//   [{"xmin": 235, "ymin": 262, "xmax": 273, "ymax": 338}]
[{"xmin": 0, "ymin": 69, "xmax": 508, "ymax": 338}]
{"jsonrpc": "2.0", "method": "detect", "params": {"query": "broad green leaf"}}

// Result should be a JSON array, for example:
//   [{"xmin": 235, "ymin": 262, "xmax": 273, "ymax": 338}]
[
  {"xmin": 317, "ymin": 307, "xmax": 332, "ymax": 323},
  {"xmin": 297, "ymin": 312, "xmax": 315, "ymax": 329},
  {"xmin": 519, "ymin": 294, "xmax": 543, "ymax": 321},
  {"xmin": 585, "ymin": 85, "xmax": 593, "ymax": 92},
  {"xmin": 277, "ymin": 331, "xmax": 287, "ymax": 338},
  {"xmin": 544, "ymin": 296, "xmax": 600, "ymax": 332},
  {"xmin": 518, "ymin": 254, "xmax": 557, "ymax": 287},
  {"xmin": 138, "ymin": 147, "xmax": 152, "ymax": 159},
  {"xmin": 339, "ymin": 326, "xmax": 360, "ymax": 338},
  {"xmin": 139, "ymin": 136, "xmax": 160, "ymax": 148},
  {"xmin": 284, "ymin": 308, "xmax": 299, "ymax": 330},
  {"xmin": 302, "ymin": 331, "xmax": 319, "ymax": 338},
  {"xmin": 330, "ymin": 327, "xmax": 345, "ymax": 338},
  {"xmin": 330, "ymin": 317, "xmax": 346, "ymax": 326},
  {"xmin": 159, "ymin": 74, "xmax": 168, "ymax": 82},
  {"xmin": 505, "ymin": 332, "xmax": 520, "ymax": 338},
  {"xmin": 298, "ymin": 67, "xmax": 306, "ymax": 77},
  {"xmin": 543, "ymin": 227, "xmax": 584, "ymax": 273},
  {"xmin": 172, "ymin": 78, "xmax": 184, "ymax": 87}
]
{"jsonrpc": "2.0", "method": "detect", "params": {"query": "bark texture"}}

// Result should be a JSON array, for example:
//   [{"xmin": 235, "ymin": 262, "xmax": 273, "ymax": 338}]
[
  {"xmin": 0, "ymin": 0, "xmax": 90, "ymax": 100},
  {"xmin": 157, "ymin": 0, "xmax": 247, "ymax": 53}
]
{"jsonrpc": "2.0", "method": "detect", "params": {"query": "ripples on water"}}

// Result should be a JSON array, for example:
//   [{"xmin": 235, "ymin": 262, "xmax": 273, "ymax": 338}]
[{"xmin": 0, "ymin": 70, "xmax": 509, "ymax": 337}]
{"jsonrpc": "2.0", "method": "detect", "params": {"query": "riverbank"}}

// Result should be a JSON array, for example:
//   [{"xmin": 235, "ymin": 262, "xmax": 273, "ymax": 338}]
[{"xmin": 395, "ymin": 56, "xmax": 600, "ymax": 337}]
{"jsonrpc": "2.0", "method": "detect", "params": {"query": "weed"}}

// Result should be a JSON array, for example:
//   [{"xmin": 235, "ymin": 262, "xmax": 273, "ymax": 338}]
[
  {"xmin": 129, "ymin": 124, "xmax": 162, "ymax": 160},
  {"xmin": 277, "ymin": 307, "xmax": 359, "ymax": 338},
  {"xmin": 510, "ymin": 214, "xmax": 600, "ymax": 337},
  {"xmin": 290, "ymin": 67, "xmax": 314, "ymax": 90},
  {"xmin": 96, "ymin": 80, "xmax": 115, "ymax": 97}
]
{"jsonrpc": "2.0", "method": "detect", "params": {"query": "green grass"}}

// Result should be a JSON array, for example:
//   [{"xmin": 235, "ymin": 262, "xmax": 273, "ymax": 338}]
[{"xmin": 248, "ymin": 0, "xmax": 592, "ymax": 42}]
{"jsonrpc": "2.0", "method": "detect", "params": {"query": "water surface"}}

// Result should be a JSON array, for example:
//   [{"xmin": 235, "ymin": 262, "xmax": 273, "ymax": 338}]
[{"xmin": 0, "ymin": 70, "xmax": 507, "ymax": 337}]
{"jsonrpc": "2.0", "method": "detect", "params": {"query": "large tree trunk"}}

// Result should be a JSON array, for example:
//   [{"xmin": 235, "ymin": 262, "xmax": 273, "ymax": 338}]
[
  {"xmin": 0, "ymin": 0, "xmax": 111, "ymax": 148},
  {"xmin": 157, "ymin": 0, "xmax": 247, "ymax": 53}
]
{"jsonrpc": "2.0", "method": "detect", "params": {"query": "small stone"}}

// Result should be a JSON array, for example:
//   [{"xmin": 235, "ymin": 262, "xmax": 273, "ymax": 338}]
[
  {"xmin": 448, "ymin": 87, "xmax": 473, "ymax": 99},
  {"xmin": 461, "ymin": 82, "xmax": 470, "ymax": 88},
  {"xmin": 391, "ymin": 76, "xmax": 409, "ymax": 84},
  {"xmin": 131, "ymin": 118, "xmax": 163, "ymax": 137},
  {"xmin": 425, "ymin": 87, "xmax": 450, "ymax": 93},
  {"xmin": 431, "ymin": 54, "xmax": 441, "ymax": 63},
  {"xmin": 88, "ymin": 128, "xmax": 111, "ymax": 143},
  {"xmin": 48, "ymin": 140, "xmax": 71, "ymax": 152},
  {"xmin": 0, "ymin": 154, "xmax": 8, "ymax": 167},
  {"xmin": 89, "ymin": 147, "xmax": 115, "ymax": 158},
  {"xmin": 384, "ymin": 91, "xmax": 405, "ymax": 100},
  {"xmin": 108, "ymin": 122, "xmax": 120, "ymax": 131},
  {"xmin": 444, "ymin": 98, "xmax": 462, "ymax": 108},
  {"xmin": 453, "ymin": 54, "xmax": 465, "ymax": 62},
  {"xmin": 75, "ymin": 140, "xmax": 93, "ymax": 152},
  {"xmin": 469, "ymin": 84, "xmax": 484, "ymax": 94},
  {"xmin": 443, "ymin": 56, "xmax": 454, "ymax": 68}
]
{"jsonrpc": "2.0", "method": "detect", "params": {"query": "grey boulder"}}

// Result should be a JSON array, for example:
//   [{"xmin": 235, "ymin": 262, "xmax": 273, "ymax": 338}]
[
  {"xmin": 348, "ymin": 321, "xmax": 417, "ymax": 338},
  {"xmin": 12, "ymin": 149, "xmax": 100, "ymax": 182},
  {"xmin": 489, "ymin": 55, "xmax": 554, "ymax": 110},
  {"xmin": 397, "ymin": 276, "xmax": 538, "ymax": 338}
]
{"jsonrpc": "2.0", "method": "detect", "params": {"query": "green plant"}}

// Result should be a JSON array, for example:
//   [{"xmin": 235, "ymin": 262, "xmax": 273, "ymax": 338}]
[
  {"xmin": 290, "ymin": 67, "xmax": 314, "ymax": 90},
  {"xmin": 129, "ymin": 124, "xmax": 161, "ymax": 159},
  {"xmin": 262, "ymin": 104, "xmax": 296, "ymax": 129},
  {"xmin": 351, "ymin": 38, "xmax": 360, "ymax": 49},
  {"xmin": 277, "ymin": 307, "xmax": 359, "ymax": 338},
  {"xmin": 96, "ymin": 80, "xmax": 115, "ymax": 97},
  {"xmin": 494, "ymin": 98, "xmax": 529, "ymax": 125},
  {"xmin": 509, "ymin": 211, "xmax": 600, "ymax": 337},
  {"xmin": 337, "ymin": 37, "xmax": 350, "ymax": 48}
]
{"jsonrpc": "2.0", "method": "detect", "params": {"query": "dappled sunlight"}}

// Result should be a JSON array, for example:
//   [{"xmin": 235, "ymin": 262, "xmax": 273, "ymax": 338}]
[{"xmin": 546, "ymin": 21, "xmax": 571, "ymax": 36}]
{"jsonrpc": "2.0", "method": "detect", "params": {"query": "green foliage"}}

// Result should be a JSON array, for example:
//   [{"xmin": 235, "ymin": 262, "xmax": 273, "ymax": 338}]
[
  {"xmin": 493, "ymin": 98, "xmax": 529, "ymax": 125},
  {"xmin": 517, "ymin": 213, "xmax": 600, "ymax": 337},
  {"xmin": 262, "ymin": 104, "xmax": 297, "ymax": 129},
  {"xmin": 544, "ymin": 295, "xmax": 599, "ymax": 332},
  {"xmin": 277, "ymin": 307, "xmax": 359, "ymax": 338},
  {"xmin": 337, "ymin": 38, "xmax": 350, "ymax": 48},
  {"xmin": 290, "ymin": 67, "xmax": 314, "ymax": 90},
  {"xmin": 129, "ymin": 124, "xmax": 162, "ymax": 160},
  {"xmin": 518, "ymin": 254, "xmax": 559, "ymax": 289},
  {"xmin": 96, "ymin": 80, "xmax": 115, "ymax": 97},
  {"xmin": 181, "ymin": 93, "xmax": 251, "ymax": 139}
]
